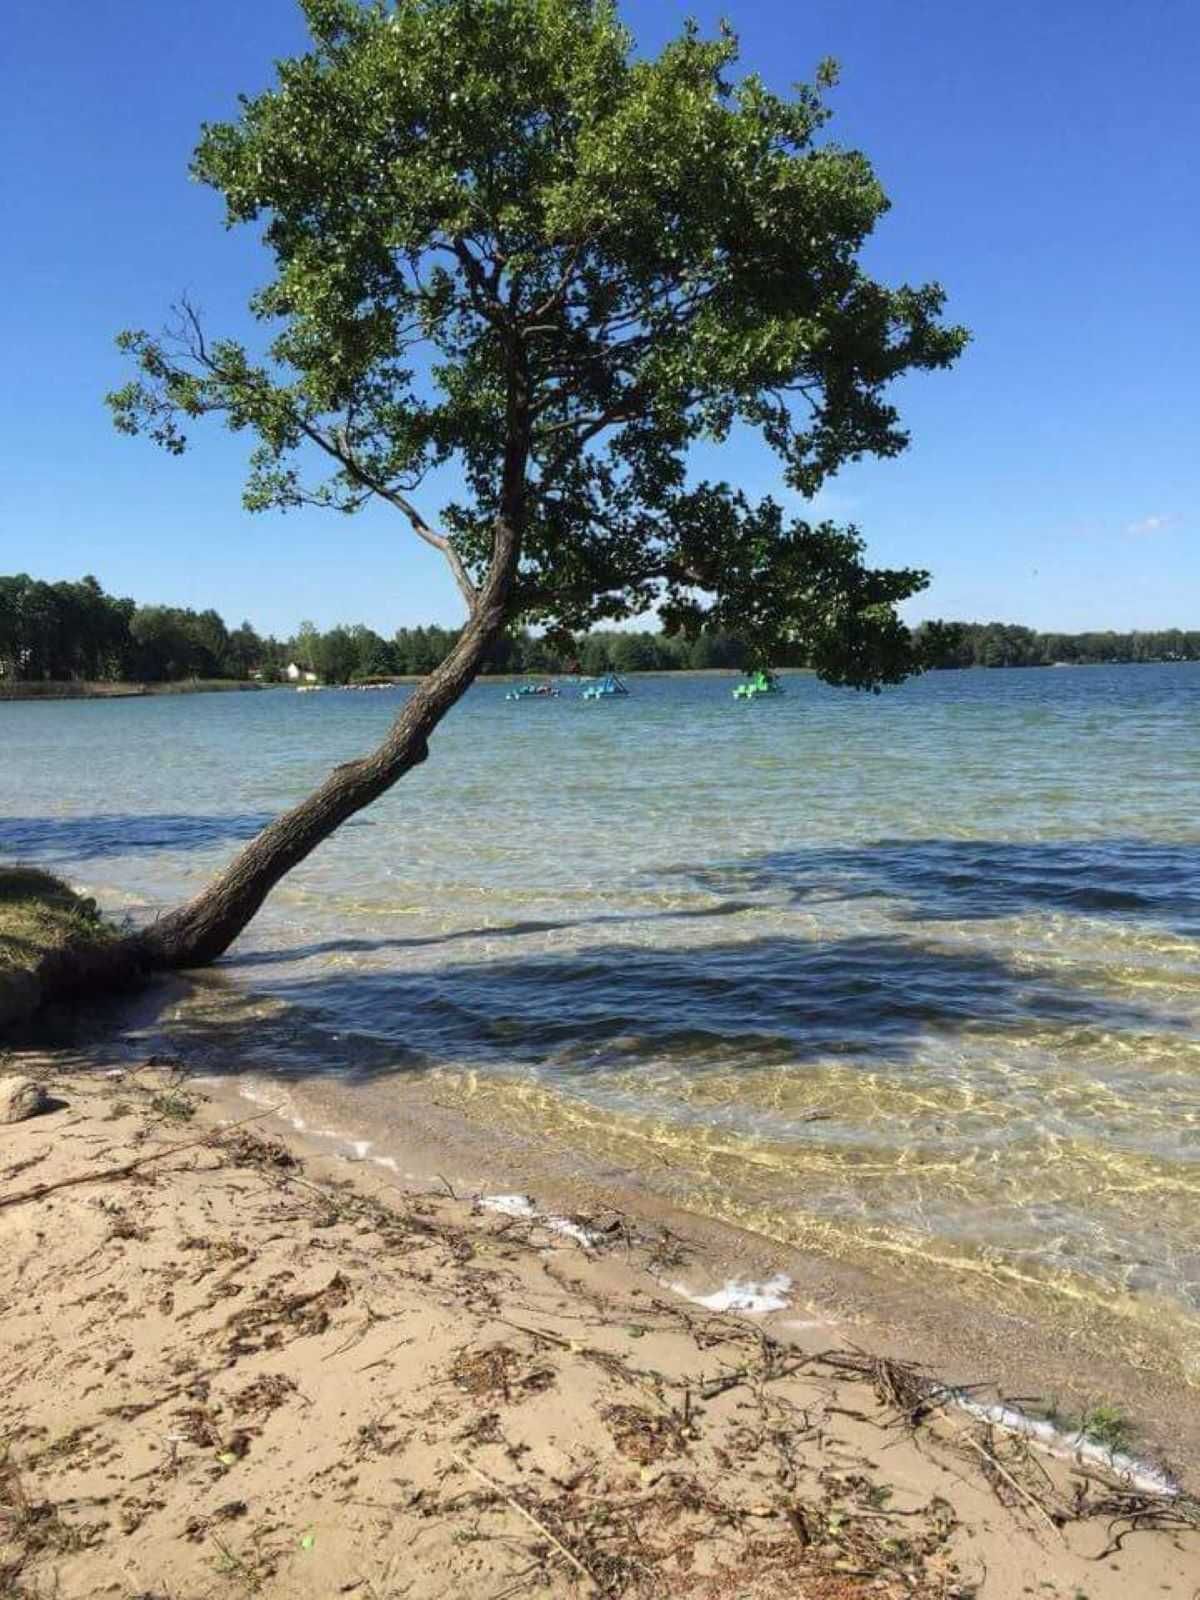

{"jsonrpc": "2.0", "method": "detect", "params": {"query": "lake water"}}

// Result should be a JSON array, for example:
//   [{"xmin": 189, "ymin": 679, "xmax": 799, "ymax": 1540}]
[{"xmin": 4, "ymin": 664, "xmax": 1199, "ymax": 1379}]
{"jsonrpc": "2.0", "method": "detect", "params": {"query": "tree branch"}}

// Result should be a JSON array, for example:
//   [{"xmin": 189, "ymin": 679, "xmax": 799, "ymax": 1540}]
[
  {"xmin": 524, "ymin": 235, "xmax": 594, "ymax": 326},
  {"xmin": 171, "ymin": 300, "xmax": 478, "ymax": 609},
  {"xmin": 320, "ymin": 424, "xmax": 478, "ymax": 608}
]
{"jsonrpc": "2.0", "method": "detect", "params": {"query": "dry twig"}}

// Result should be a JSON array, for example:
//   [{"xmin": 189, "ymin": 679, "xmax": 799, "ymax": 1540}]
[{"xmin": 451, "ymin": 1453, "xmax": 602, "ymax": 1594}]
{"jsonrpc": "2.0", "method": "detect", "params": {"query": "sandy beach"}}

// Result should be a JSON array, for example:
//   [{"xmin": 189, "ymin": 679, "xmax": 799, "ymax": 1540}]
[{"xmin": 2, "ymin": 1046, "xmax": 1197, "ymax": 1600}]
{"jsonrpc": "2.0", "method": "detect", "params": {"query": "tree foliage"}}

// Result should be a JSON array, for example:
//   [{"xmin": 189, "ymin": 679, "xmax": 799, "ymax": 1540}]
[{"xmin": 109, "ymin": 0, "xmax": 967, "ymax": 685}]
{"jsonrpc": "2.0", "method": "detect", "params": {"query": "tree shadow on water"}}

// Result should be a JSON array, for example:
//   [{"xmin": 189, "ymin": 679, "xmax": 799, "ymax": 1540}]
[
  {"xmin": 665, "ymin": 837, "xmax": 1200, "ymax": 937},
  {"xmin": 222, "ymin": 898, "xmax": 759, "ymax": 969},
  {"xmin": 165, "ymin": 929, "xmax": 1191, "ymax": 1088},
  {"xmin": 0, "ymin": 813, "xmax": 276, "ymax": 862}
]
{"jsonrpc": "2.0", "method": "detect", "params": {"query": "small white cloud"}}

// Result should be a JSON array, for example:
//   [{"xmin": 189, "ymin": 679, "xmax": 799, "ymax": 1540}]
[{"xmin": 1126, "ymin": 513, "xmax": 1176, "ymax": 536}]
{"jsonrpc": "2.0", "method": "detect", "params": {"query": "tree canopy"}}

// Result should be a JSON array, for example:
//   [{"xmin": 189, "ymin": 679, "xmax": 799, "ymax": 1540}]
[
  {"xmin": 109, "ymin": 0, "xmax": 966, "ymax": 685},
  {"xmin": 102, "ymin": 0, "xmax": 973, "ymax": 967}
]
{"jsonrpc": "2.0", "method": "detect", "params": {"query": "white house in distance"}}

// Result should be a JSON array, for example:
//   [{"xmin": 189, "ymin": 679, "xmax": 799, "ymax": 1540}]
[{"xmin": 285, "ymin": 662, "xmax": 319, "ymax": 684}]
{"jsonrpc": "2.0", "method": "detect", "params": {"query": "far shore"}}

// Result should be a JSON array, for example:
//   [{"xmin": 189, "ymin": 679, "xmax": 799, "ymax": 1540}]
[
  {"xmin": 3, "ymin": 658, "xmax": 1195, "ymax": 704},
  {"xmin": 0, "ymin": 669, "xmax": 752, "ymax": 703},
  {"xmin": 0, "ymin": 678, "xmax": 278, "ymax": 702}
]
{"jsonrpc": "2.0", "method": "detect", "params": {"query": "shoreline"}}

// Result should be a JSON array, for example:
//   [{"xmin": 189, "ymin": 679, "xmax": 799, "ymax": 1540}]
[
  {"xmin": 204, "ymin": 1046, "xmax": 1200, "ymax": 1482},
  {"xmin": 210, "ymin": 1073, "xmax": 1184, "ymax": 1495},
  {"xmin": 0, "ymin": 669, "xmax": 755, "ymax": 702},
  {"xmin": 4, "ymin": 660, "xmax": 1193, "ymax": 704},
  {"xmin": 1, "ymin": 1044, "xmax": 1197, "ymax": 1599},
  {"xmin": 30, "ymin": 971, "xmax": 1200, "ymax": 1491},
  {"xmin": 0, "ymin": 679, "xmax": 278, "ymax": 702}
]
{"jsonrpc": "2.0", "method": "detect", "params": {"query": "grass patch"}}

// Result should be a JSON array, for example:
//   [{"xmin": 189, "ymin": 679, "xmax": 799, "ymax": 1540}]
[
  {"xmin": 1042, "ymin": 1399, "xmax": 1135, "ymax": 1455},
  {"xmin": 148, "ymin": 1088, "xmax": 197, "ymax": 1123},
  {"xmin": 0, "ymin": 866, "xmax": 110, "ymax": 976},
  {"xmin": 0, "ymin": 866, "xmax": 124, "ymax": 1028},
  {"xmin": 1078, "ymin": 1404, "xmax": 1134, "ymax": 1454}
]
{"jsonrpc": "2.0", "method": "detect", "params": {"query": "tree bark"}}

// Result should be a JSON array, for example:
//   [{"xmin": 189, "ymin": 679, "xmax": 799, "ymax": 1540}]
[{"xmin": 132, "ymin": 517, "xmax": 521, "ymax": 970}]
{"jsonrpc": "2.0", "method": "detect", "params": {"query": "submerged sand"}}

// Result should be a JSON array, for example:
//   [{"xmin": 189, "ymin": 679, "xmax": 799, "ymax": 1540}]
[{"xmin": 1, "ymin": 1048, "xmax": 1198, "ymax": 1599}]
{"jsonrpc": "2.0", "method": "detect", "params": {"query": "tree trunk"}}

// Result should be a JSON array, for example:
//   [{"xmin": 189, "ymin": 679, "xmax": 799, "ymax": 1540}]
[{"xmin": 131, "ymin": 520, "xmax": 520, "ymax": 970}]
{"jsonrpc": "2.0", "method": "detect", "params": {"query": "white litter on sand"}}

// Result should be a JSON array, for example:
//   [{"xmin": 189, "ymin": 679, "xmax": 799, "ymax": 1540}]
[
  {"xmin": 478, "ymin": 1193, "xmax": 538, "ymax": 1220},
  {"xmin": 952, "ymin": 1394, "xmax": 1178, "ymax": 1497},
  {"xmin": 478, "ymin": 1193, "xmax": 599, "ymax": 1247},
  {"xmin": 668, "ymin": 1273, "xmax": 793, "ymax": 1315}
]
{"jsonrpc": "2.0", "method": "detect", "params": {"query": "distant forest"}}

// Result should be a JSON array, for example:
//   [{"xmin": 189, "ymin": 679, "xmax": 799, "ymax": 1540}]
[
  {"xmin": 920, "ymin": 621, "xmax": 1200, "ymax": 669},
  {"xmin": 2, "ymin": 573, "xmax": 1197, "ymax": 685}
]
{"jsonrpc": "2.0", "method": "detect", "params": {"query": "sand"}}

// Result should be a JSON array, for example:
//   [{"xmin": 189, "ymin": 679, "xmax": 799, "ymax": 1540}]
[{"xmin": 1, "ymin": 1049, "xmax": 1197, "ymax": 1600}]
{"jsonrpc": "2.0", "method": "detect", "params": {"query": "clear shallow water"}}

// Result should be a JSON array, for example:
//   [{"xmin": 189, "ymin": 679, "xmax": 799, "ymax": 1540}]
[{"xmin": 3, "ymin": 666, "xmax": 1200, "ymax": 1373}]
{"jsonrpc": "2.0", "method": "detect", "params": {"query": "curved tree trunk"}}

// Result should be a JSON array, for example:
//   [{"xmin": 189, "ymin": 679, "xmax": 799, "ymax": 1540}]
[{"xmin": 132, "ymin": 519, "xmax": 521, "ymax": 971}]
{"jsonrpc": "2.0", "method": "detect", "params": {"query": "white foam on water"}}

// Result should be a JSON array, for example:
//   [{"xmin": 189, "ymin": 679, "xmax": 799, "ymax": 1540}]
[
  {"xmin": 230, "ymin": 1082, "xmax": 305, "ymax": 1132},
  {"xmin": 669, "ymin": 1273, "xmax": 793, "ymax": 1315},
  {"xmin": 229, "ymin": 1083, "xmax": 440, "ymax": 1185}
]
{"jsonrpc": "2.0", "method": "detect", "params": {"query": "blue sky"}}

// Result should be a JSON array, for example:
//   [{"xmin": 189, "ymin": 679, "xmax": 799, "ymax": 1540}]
[{"xmin": 1, "ymin": 0, "xmax": 1196, "ymax": 637}]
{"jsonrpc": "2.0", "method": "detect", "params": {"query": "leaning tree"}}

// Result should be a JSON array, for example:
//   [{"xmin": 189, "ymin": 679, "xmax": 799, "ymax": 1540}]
[{"xmin": 108, "ymin": 0, "xmax": 967, "ymax": 969}]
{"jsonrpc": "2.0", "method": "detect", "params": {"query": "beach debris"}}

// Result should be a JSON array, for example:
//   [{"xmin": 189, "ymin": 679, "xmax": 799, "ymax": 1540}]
[
  {"xmin": 603, "ymin": 1404, "xmax": 684, "ymax": 1465},
  {"xmin": 447, "ymin": 1342, "xmax": 556, "ymax": 1402},
  {"xmin": 232, "ymin": 1374, "xmax": 297, "ymax": 1417},
  {"xmin": 0, "ymin": 1074, "xmax": 49, "ymax": 1124},
  {"xmin": 669, "ymin": 1273, "xmax": 792, "ymax": 1315},
  {"xmin": 0, "ymin": 1107, "xmax": 278, "ymax": 1209},
  {"xmin": 223, "ymin": 1272, "xmax": 353, "ymax": 1356},
  {"xmin": 451, "ymin": 1453, "xmax": 605, "ymax": 1594},
  {"xmin": 817, "ymin": 1348, "xmax": 950, "ymax": 1428},
  {"xmin": 5, "ymin": 1049, "xmax": 1198, "ymax": 1600},
  {"xmin": 220, "ymin": 1126, "xmax": 299, "ymax": 1171},
  {"xmin": 478, "ymin": 1191, "xmax": 601, "ymax": 1247},
  {"xmin": 1071, "ymin": 1477, "xmax": 1200, "ymax": 1557}
]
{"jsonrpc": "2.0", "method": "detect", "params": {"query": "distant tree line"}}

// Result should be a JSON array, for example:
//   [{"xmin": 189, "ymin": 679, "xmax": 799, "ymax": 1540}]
[
  {"xmin": 298, "ymin": 621, "xmax": 756, "ymax": 682},
  {"xmin": 0, "ymin": 574, "xmax": 273, "ymax": 684},
  {"xmin": 0, "ymin": 572, "xmax": 763, "ymax": 685},
  {"xmin": 4, "ymin": 574, "xmax": 1198, "ymax": 686},
  {"xmin": 916, "ymin": 621, "xmax": 1200, "ymax": 669}
]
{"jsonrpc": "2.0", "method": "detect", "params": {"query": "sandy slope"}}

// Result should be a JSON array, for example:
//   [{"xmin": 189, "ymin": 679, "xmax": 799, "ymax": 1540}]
[{"xmin": 1, "ymin": 1052, "xmax": 1197, "ymax": 1600}]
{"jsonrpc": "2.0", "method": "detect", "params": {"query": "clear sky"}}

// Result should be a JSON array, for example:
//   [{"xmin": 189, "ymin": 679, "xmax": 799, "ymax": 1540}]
[{"xmin": 2, "ymin": 0, "xmax": 1196, "ymax": 638}]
